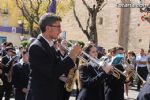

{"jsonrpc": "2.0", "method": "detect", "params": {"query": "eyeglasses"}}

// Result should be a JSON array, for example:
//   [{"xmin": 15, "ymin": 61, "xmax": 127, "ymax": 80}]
[{"xmin": 49, "ymin": 25, "xmax": 61, "ymax": 28}]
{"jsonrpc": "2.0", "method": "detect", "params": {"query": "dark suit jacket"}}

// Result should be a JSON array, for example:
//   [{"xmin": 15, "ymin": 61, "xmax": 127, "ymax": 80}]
[
  {"xmin": 77, "ymin": 64, "xmax": 107, "ymax": 100},
  {"xmin": 13, "ymin": 63, "xmax": 30, "ymax": 91},
  {"xmin": 1, "ymin": 56, "xmax": 10, "ymax": 81},
  {"xmin": 2, "ymin": 56, "xmax": 10, "ymax": 72},
  {"xmin": 137, "ymin": 75, "xmax": 150, "ymax": 100},
  {"xmin": 104, "ymin": 57, "xmax": 125, "ymax": 100},
  {"xmin": 29, "ymin": 35, "xmax": 75, "ymax": 100}
]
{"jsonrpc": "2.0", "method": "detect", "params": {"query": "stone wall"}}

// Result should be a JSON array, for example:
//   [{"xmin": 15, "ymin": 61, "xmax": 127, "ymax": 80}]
[{"xmin": 62, "ymin": 0, "xmax": 150, "ymax": 52}]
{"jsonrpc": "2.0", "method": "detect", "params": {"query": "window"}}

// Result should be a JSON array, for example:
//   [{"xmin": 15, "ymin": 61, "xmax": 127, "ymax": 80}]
[
  {"xmin": 99, "ymin": 17, "xmax": 103, "ymax": 25},
  {"xmin": 0, "ymin": 36, "xmax": 7, "ymax": 44},
  {"xmin": 2, "ymin": 17, "xmax": 8, "ymax": 26}
]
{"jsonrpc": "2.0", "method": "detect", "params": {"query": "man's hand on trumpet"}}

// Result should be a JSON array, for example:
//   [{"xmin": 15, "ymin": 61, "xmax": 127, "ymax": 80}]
[
  {"xmin": 69, "ymin": 44, "xmax": 82, "ymax": 62},
  {"xmin": 102, "ymin": 64, "xmax": 113, "ymax": 74}
]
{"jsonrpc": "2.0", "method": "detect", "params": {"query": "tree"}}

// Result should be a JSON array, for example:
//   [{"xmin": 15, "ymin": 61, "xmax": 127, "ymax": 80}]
[
  {"xmin": 73, "ymin": 0, "xmax": 107, "ymax": 45},
  {"xmin": 15, "ymin": 0, "xmax": 51, "ymax": 37},
  {"xmin": 15, "ymin": 0, "xmax": 74, "ymax": 37}
]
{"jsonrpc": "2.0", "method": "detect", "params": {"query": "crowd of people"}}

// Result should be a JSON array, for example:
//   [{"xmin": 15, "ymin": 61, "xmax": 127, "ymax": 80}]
[{"xmin": 0, "ymin": 13, "xmax": 150, "ymax": 100}]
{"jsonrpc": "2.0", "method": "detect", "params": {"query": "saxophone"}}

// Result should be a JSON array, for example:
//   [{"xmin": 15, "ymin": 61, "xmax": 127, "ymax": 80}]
[{"xmin": 64, "ymin": 67, "xmax": 77, "ymax": 92}]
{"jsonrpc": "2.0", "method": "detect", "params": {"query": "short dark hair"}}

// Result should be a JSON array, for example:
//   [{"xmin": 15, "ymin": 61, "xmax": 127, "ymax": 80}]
[
  {"xmin": 6, "ymin": 42, "xmax": 13, "ymax": 47},
  {"xmin": 83, "ymin": 45, "xmax": 96, "ymax": 61},
  {"xmin": 39, "ymin": 13, "xmax": 62, "ymax": 33},
  {"xmin": 5, "ymin": 47, "xmax": 14, "ymax": 52},
  {"xmin": 116, "ymin": 47, "xmax": 124, "ymax": 51},
  {"xmin": 110, "ymin": 47, "xmax": 117, "ymax": 54},
  {"xmin": 3, "ymin": 42, "xmax": 7, "ymax": 46}
]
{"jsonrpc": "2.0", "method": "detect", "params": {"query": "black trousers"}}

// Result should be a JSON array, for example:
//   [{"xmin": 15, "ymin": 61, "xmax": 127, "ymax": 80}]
[
  {"xmin": 15, "ymin": 89, "xmax": 25, "ymax": 100},
  {"xmin": 137, "ymin": 67, "xmax": 148, "ymax": 90},
  {"xmin": 0, "ymin": 80, "xmax": 12, "ymax": 100},
  {"xmin": 60, "ymin": 81, "xmax": 71, "ymax": 100}
]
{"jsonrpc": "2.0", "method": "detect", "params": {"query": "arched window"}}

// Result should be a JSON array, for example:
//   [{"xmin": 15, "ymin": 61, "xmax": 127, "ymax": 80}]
[{"xmin": 98, "ymin": 17, "xmax": 103, "ymax": 25}]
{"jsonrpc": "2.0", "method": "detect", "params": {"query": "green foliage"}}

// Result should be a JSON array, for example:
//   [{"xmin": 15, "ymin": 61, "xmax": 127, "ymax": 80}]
[
  {"xmin": 16, "ymin": 0, "xmax": 74, "ymax": 36},
  {"xmin": 57, "ymin": 0, "xmax": 74, "ymax": 17},
  {"xmin": 16, "ymin": 0, "xmax": 51, "ymax": 35},
  {"xmin": 20, "ymin": 40, "xmax": 29, "ymax": 48},
  {"xmin": 68, "ymin": 40, "xmax": 85, "ymax": 48}
]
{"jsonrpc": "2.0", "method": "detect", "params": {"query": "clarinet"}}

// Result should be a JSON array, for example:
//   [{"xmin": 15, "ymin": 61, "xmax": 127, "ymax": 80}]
[{"xmin": 25, "ymin": 76, "xmax": 32, "ymax": 100}]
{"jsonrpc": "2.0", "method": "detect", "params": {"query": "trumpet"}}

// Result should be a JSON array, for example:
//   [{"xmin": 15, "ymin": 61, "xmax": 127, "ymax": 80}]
[{"xmin": 98, "ymin": 56, "xmax": 126, "ymax": 79}]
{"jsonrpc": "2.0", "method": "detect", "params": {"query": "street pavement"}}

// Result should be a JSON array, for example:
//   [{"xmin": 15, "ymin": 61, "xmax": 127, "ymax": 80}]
[
  {"xmin": 127, "ymin": 86, "xmax": 139, "ymax": 100},
  {"xmin": 5, "ymin": 86, "xmax": 139, "ymax": 100}
]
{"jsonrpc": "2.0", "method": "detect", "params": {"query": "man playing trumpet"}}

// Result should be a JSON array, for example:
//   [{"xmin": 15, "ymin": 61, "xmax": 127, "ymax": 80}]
[
  {"xmin": 104, "ymin": 47, "xmax": 126, "ymax": 100},
  {"xmin": 29, "ymin": 13, "xmax": 81, "ymax": 100}
]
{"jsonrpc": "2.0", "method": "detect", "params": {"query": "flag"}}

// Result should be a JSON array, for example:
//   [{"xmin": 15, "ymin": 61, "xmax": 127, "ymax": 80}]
[{"xmin": 47, "ymin": 0, "xmax": 56, "ymax": 14}]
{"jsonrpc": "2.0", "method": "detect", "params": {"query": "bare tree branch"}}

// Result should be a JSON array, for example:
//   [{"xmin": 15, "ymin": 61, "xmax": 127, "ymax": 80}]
[
  {"xmin": 82, "ymin": 0, "xmax": 92, "ymax": 13},
  {"xmin": 73, "ymin": 4, "xmax": 90, "ymax": 40},
  {"xmin": 16, "ymin": 0, "xmax": 30, "ymax": 21},
  {"xmin": 86, "ymin": 12, "xmax": 90, "ymax": 33},
  {"xmin": 33, "ymin": 0, "xmax": 43, "ymax": 23},
  {"xmin": 96, "ymin": 0, "xmax": 107, "ymax": 12},
  {"xmin": 29, "ymin": 0, "xmax": 35, "ymax": 10},
  {"xmin": 97, "ymin": 2, "xmax": 107, "ymax": 12}
]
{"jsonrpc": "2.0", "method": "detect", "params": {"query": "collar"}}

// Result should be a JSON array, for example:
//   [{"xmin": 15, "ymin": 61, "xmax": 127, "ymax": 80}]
[
  {"xmin": 19, "ymin": 59, "xmax": 23, "ymax": 65},
  {"xmin": 40, "ymin": 34, "xmax": 54, "ymax": 47},
  {"xmin": 19, "ymin": 59, "xmax": 29, "ymax": 65},
  {"xmin": 6, "ymin": 55, "xmax": 11, "ymax": 59}
]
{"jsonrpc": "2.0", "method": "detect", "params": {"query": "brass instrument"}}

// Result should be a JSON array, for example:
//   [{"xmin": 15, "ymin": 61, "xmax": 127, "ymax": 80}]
[
  {"xmin": 98, "ymin": 56, "xmax": 126, "ymax": 79},
  {"xmin": 122, "ymin": 59, "xmax": 146, "ymax": 84},
  {"xmin": 121, "ymin": 59, "xmax": 135, "ymax": 82},
  {"xmin": 63, "ymin": 41, "xmax": 89, "ymax": 92},
  {"xmin": 63, "ymin": 40, "xmax": 126, "ymax": 91},
  {"xmin": 64, "ymin": 67, "xmax": 77, "ymax": 92}
]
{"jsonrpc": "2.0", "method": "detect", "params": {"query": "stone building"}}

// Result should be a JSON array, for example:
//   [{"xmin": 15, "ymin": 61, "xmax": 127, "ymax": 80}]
[{"xmin": 62, "ymin": 0, "xmax": 150, "ymax": 52}]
